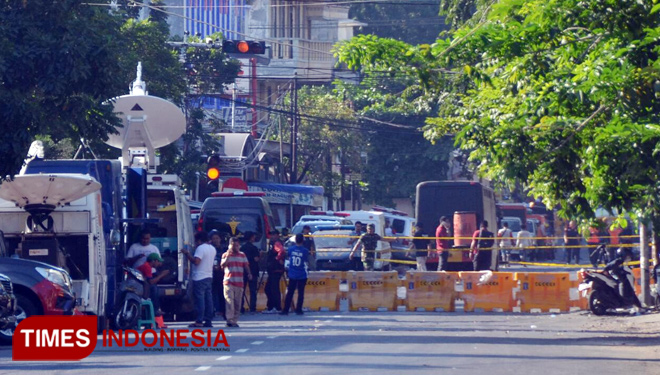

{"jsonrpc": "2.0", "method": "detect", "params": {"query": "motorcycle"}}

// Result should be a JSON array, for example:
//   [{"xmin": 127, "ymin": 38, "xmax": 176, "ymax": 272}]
[
  {"xmin": 112, "ymin": 266, "xmax": 146, "ymax": 330},
  {"xmin": 579, "ymin": 266, "xmax": 638, "ymax": 315}
]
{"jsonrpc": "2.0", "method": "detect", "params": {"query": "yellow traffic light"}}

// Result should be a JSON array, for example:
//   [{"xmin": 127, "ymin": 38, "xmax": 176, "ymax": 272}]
[{"xmin": 207, "ymin": 167, "xmax": 220, "ymax": 180}]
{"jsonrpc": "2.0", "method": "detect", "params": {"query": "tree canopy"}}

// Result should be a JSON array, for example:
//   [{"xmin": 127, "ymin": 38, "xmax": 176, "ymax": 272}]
[{"xmin": 336, "ymin": 0, "xmax": 660, "ymax": 225}]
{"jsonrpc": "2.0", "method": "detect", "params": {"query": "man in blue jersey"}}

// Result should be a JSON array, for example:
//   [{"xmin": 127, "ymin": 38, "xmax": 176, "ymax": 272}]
[{"xmin": 280, "ymin": 234, "xmax": 309, "ymax": 315}]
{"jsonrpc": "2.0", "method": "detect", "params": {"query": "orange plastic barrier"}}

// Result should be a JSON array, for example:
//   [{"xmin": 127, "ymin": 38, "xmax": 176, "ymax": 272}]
[
  {"xmin": 304, "ymin": 271, "xmax": 342, "ymax": 311},
  {"xmin": 632, "ymin": 268, "xmax": 655, "ymax": 295},
  {"xmin": 346, "ymin": 271, "xmax": 398, "ymax": 311},
  {"xmin": 245, "ymin": 273, "xmax": 287, "ymax": 311},
  {"xmin": 515, "ymin": 272, "xmax": 571, "ymax": 312},
  {"xmin": 404, "ymin": 271, "xmax": 458, "ymax": 312},
  {"xmin": 458, "ymin": 272, "xmax": 516, "ymax": 312}
]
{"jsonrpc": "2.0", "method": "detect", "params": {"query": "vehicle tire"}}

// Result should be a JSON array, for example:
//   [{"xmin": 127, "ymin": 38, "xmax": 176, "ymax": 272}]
[
  {"xmin": 588, "ymin": 290, "xmax": 608, "ymax": 316},
  {"xmin": 112, "ymin": 299, "xmax": 140, "ymax": 330},
  {"xmin": 0, "ymin": 294, "xmax": 39, "ymax": 345}
]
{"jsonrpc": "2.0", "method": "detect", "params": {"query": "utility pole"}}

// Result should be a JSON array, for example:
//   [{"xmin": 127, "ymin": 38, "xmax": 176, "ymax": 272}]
[
  {"xmin": 289, "ymin": 73, "xmax": 299, "ymax": 184},
  {"xmin": 231, "ymin": 82, "xmax": 237, "ymax": 132},
  {"xmin": 640, "ymin": 222, "xmax": 650, "ymax": 305}
]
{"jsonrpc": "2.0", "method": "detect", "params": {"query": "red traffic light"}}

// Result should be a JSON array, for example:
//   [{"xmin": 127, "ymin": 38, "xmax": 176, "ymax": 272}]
[{"xmin": 222, "ymin": 40, "xmax": 266, "ymax": 55}]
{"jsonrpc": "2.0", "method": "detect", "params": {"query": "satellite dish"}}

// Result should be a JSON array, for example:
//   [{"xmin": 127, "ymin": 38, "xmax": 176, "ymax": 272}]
[
  {"xmin": 106, "ymin": 94, "xmax": 186, "ymax": 150},
  {"xmin": 0, "ymin": 174, "xmax": 102, "ymax": 209}
]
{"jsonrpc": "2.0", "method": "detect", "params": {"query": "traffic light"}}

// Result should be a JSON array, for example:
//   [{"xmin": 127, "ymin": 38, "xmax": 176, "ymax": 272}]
[
  {"xmin": 207, "ymin": 154, "xmax": 221, "ymax": 181},
  {"xmin": 222, "ymin": 40, "xmax": 266, "ymax": 55}
]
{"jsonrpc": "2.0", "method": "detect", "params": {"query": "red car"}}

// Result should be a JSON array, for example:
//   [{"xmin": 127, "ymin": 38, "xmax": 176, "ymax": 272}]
[{"xmin": 0, "ymin": 258, "xmax": 76, "ymax": 344}]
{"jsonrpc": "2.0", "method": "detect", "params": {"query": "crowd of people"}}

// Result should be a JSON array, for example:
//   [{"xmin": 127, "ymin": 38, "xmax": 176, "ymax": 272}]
[{"xmin": 125, "ymin": 229, "xmax": 312, "ymax": 328}]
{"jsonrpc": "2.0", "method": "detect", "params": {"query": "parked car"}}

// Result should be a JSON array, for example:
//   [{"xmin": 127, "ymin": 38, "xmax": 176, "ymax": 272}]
[
  {"xmin": 0, "ymin": 257, "xmax": 77, "ymax": 343},
  {"xmin": 315, "ymin": 225, "xmax": 391, "ymax": 271},
  {"xmin": 285, "ymin": 220, "xmax": 343, "ymax": 247},
  {"xmin": 0, "ymin": 273, "xmax": 17, "ymax": 345}
]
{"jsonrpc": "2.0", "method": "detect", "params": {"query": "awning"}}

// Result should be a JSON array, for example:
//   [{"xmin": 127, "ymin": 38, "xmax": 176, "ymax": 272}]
[{"xmin": 248, "ymin": 182, "xmax": 324, "ymax": 207}]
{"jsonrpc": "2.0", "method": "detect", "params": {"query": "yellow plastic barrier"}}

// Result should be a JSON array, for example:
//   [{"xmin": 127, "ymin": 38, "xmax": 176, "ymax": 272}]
[
  {"xmin": 515, "ymin": 272, "xmax": 571, "ymax": 312},
  {"xmin": 304, "ymin": 271, "xmax": 342, "ymax": 311},
  {"xmin": 346, "ymin": 271, "xmax": 398, "ymax": 311},
  {"xmin": 458, "ymin": 272, "xmax": 517, "ymax": 312},
  {"xmin": 404, "ymin": 271, "xmax": 457, "ymax": 312},
  {"xmin": 245, "ymin": 273, "xmax": 287, "ymax": 311},
  {"xmin": 632, "ymin": 268, "xmax": 655, "ymax": 295}
]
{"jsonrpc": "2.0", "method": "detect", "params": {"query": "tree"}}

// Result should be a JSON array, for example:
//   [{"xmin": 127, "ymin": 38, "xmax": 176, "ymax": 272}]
[
  {"xmin": 333, "ymin": 35, "xmax": 454, "ymax": 205},
  {"xmin": 270, "ymin": 86, "xmax": 363, "ymax": 207},
  {"xmin": 335, "ymin": 0, "xmax": 660, "ymax": 230},
  {"xmin": 0, "ymin": 0, "xmax": 129, "ymax": 177}
]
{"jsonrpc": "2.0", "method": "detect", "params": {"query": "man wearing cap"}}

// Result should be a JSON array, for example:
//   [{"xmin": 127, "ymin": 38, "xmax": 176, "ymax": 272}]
[{"xmin": 135, "ymin": 252, "xmax": 170, "ymax": 315}]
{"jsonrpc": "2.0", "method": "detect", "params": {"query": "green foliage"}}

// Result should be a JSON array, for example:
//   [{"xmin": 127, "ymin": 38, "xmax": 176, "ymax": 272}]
[
  {"xmin": 0, "ymin": 0, "xmax": 128, "ymax": 176},
  {"xmin": 336, "ymin": 0, "xmax": 660, "ymax": 226},
  {"xmin": 271, "ymin": 86, "xmax": 362, "ymax": 201},
  {"xmin": 428, "ymin": 0, "xmax": 660, "ymax": 222}
]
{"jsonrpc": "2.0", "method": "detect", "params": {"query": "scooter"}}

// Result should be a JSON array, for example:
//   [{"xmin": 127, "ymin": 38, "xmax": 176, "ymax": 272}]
[
  {"xmin": 579, "ymin": 266, "xmax": 638, "ymax": 315},
  {"xmin": 112, "ymin": 266, "xmax": 146, "ymax": 330}
]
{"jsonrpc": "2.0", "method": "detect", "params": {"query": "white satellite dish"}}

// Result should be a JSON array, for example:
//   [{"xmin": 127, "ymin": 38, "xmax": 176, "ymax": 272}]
[
  {"xmin": 107, "ymin": 94, "xmax": 186, "ymax": 150},
  {"xmin": 104, "ymin": 63, "xmax": 186, "ymax": 171},
  {"xmin": 0, "ymin": 174, "xmax": 102, "ymax": 209}
]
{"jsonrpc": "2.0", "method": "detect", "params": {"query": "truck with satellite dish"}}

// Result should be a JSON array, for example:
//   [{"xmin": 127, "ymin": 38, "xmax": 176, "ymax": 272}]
[{"xmin": 0, "ymin": 63, "xmax": 194, "ymax": 327}]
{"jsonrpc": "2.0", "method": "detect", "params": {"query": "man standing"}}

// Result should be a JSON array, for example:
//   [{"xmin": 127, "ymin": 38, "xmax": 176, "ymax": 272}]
[
  {"xmin": 435, "ymin": 217, "xmax": 451, "ymax": 271},
  {"xmin": 181, "ymin": 231, "xmax": 216, "ymax": 328},
  {"xmin": 264, "ymin": 230, "xmax": 285, "ymax": 314},
  {"xmin": 221, "ymin": 237, "xmax": 252, "ymax": 327},
  {"xmin": 497, "ymin": 222, "xmax": 514, "ymax": 265},
  {"xmin": 280, "ymin": 234, "xmax": 309, "ymax": 315},
  {"xmin": 135, "ymin": 252, "xmax": 170, "ymax": 316},
  {"xmin": 126, "ymin": 230, "xmax": 159, "ymax": 269},
  {"xmin": 410, "ymin": 223, "xmax": 431, "ymax": 271},
  {"xmin": 301, "ymin": 225, "xmax": 316, "ymax": 271},
  {"xmin": 240, "ymin": 231, "xmax": 260, "ymax": 314},
  {"xmin": 516, "ymin": 224, "xmax": 534, "ymax": 262},
  {"xmin": 564, "ymin": 221, "xmax": 580, "ymax": 264},
  {"xmin": 348, "ymin": 221, "xmax": 364, "ymax": 271},
  {"xmin": 349, "ymin": 223, "xmax": 382, "ymax": 271},
  {"xmin": 470, "ymin": 220, "xmax": 494, "ymax": 271},
  {"xmin": 210, "ymin": 230, "xmax": 226, "ymax": 318}
]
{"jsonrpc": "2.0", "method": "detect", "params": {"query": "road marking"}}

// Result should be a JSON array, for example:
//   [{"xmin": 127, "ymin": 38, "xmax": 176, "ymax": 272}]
[
  {"xmin": 267, "ymin": 336, "xmax": 277, "ymax": 339},
  {"xmin": 195, "ymin": 366, "xmax": 211, "ymax": 371},
  {"xmin": 236, "ymin": 349, "xmax": 249, "ymax": 353},
  {"xmin": 251, "ymin": 341, "xmax": 264, "ymax": 345},
  {"xmin": 216, "ymin": 356, "xmax": 231, "ymax": 361},
  {"xmin": 324, "ymin": 320, "xmax": 333, "ymax": 323}
]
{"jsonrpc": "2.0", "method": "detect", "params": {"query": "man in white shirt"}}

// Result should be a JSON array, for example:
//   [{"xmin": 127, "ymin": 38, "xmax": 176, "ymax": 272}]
[
  {"xmin": 181, "ymin": 231, "xmax": 217, "ymax": 328},
  {"xmin": 126, "ymin": 230, "xmax": 160, "ymax": 269},
  {"xmin": 497, "ymin": 222, "xmax": 514, "ymax": 265},
  {"xmin": 516, "ymin": 224, "xmax": 534, "ymax": 262}
]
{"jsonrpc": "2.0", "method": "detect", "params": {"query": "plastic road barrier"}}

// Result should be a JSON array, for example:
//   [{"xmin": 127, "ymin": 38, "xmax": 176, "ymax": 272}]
[
  {"xmin": 632, "ymin": 267, "xmax": 655, "ymax": 295},
  {"xmin": 347, "ymin": 271, "xmax": 398, "ymax": 311},
  {"xmin": 458, "ymin": 272, "xmax": 517, "ymax": 312},
  {"xmin": 304, "ymin": 271, "xmax": 342, "ymax": 311},
  {"xmin": 404, "ymin": 271, "xmax": 458, "ymax": 312},
  {"xmin": 515, "ymin": 272, "xmax": 571, "ymax": 312},
  {"xmin": 246, "ymin": 273, "xmax": 288, "ymax": 311}
]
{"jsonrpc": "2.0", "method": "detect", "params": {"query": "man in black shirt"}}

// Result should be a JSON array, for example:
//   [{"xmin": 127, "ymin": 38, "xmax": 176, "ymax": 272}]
[
  {"xmin": 301, "ymin": 225, "xmax": 316, "ymax": 271},
  {"xmin": 409, "ymin": 223, "xmax": 431, "ymax": 271},
  {"xmin": 240, "ymin": 231, "xmax": 261, "ymax": 313},
  {"xmin": 564, "ymin": 221, "xmax": 580, "ymax": 264},
  {"xmin": 470, "ymin": 220, "xmax": 495, "ymax": 271},
  {"xmin": 349, "ymin": 223, "xmax": 382, "ymax": 271}
]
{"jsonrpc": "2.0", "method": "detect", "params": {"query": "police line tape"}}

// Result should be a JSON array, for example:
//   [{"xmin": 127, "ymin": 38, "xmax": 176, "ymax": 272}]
[
  {"xmin": 313, "ymin": 243, "xmax": 641, "ymax": 253},
  {"xmin": 308, "ymin": 233, "xmax": 640, "ymax": 241}
]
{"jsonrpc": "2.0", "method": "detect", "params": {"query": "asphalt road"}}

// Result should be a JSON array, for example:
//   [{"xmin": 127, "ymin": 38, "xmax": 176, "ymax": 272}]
[{"xmin": 1, "ymin": 310, "xmax": 658, "ymax": 375}]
